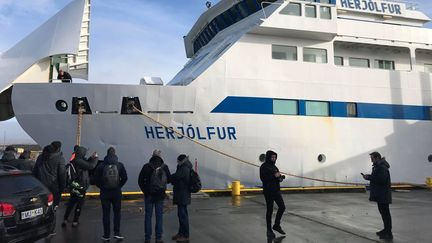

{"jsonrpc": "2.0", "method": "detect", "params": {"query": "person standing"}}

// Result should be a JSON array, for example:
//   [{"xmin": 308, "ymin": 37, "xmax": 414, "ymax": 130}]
[
  {"xmin": 33, "ymin": 143, "xmax": 66, "ymax": 208},
  {"xmin": 95, "ymin": 147, "xmax": 128, "ymax": 241},
  {"xmin": 171, "ymin": 154, "xmax": 192, "ymax": 242},
  {"xmin": 0, "ymin": 146, "xmax": 19, "ymax": 168},
  {"xmin": 362, "ymin": 151, "xmax": 393, "ymax": 240},
  {"xmin": 16, "ymin": 149, "xmax": 35, "ymax": 171},
  {"xmin": 138, "ymin": 149, "xmax": 171, "ymax": 243},
  {"xmin": 62, "ymin": 146, "xmax": 98, "ymax": 227},
  {"xmin": 57, "ymin": 69, "xmax": 72, "ymax": 83},
  {"xmin": 259, "ymin": 150, "xmax": 286, "ymax": 239}
]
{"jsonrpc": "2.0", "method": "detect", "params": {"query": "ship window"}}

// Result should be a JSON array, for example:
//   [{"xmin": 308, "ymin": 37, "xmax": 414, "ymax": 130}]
[
  {"xmin": 273, "ymin": 99, "xmax": 298, "ymax": 115},
  {"xmin": 349, "ymin": 58, "xmax": 370, "ymax": 68},
  {"xmin": 280, "ymin": 3, "xmax": 301, "ymax": 16},
  {"xmin": 429, "ymin": 107, "xmax": 432, "ymax": 120},
  {"xmin": 424, "ymin": 64, "xmax": 432, "ymax": 73},
  {"xmin": 334, "ymin": 56, "xmax": 343, "ymax": 66},
  {"xmin": 375, "ymin": 60, "xmax": 395, "ymax": 70},
  {"xmin": 305, "ymin": 101, "xmax": 329, "ymax": 116},
  {"xmin": 305, "ymin": 5, "xmax": 316, "ymax": 18},
  {"xmin": 303, "ymin": 48, "xmax": 327, "ymax": 63},
  {"xmin": 346, "ymin": 103, "xmax": 357, "ymax": 117},
  {"xmin": 319, "ymin": 0, "xmax": 332, "ymax": 3},
  {"xmin": 272, "ymin": 45, "xmax": 297, "ymax": 61},
  {"xmin": 320, "ymin": 6, "xmax": 331, "ymax": 19}
]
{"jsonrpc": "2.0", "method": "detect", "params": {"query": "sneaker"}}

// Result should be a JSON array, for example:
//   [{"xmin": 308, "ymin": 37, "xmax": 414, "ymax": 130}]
[
  {"xmin": 379, "ymin": 232, "xmax": 393, "ymax": 240},
  {"xmin": 376, "ymin": 229, "xmax": 385, "ymax": 236},
  {"xmin": 101, "ymin": 235, "xmax": 110, "ymax": 241},
  {"xmin": 171, "ymin": 234, "xmax": 181, "ymax": 240},
  {"xmin": 61, "ymin": 220, "xmax": 67, "ymax": 228},
  {"xmin": 72, "ymin": 222, "xmax": 79, "ymax": 228},
  {"xmin": 176, "ymin": 236, "xmax": 189, "ymax": 242},
  {"xmin": 113, "ymin": 234, "xmax": 124, "ymax": 240},
  {"xmin": 267, "ymin": 230, "xmax": 276, "ymax": 238},
  {"xmin": 48, "ymin": 231, "xmax": 56, "ymax": 237},
  {"xmin": 272, "ymin": 225, "xmax": 286, "ymax": 235}
]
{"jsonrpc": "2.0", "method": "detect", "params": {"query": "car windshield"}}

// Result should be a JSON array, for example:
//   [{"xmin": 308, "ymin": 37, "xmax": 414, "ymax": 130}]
[{"xmin": 0, "ymin": 174, "xmax": 45, "ymax": 198}]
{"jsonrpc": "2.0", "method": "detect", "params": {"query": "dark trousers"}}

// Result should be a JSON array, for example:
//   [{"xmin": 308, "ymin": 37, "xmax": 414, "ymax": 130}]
[
  {"xmin": 101, "ymin": 192, "xmax": 122, "ymax": 237},
  {"xmin": 53, "ymin": 191, "xmax": 61, "ymax": 207},
  {"xmin": 377, "ymin": 203, "xmax": 392, "ymax": 233},
  {"xmin": 64, "ymin": 194, "xmax": 85, "ymax": 222},
  {"xmin": 177, "ymin": 205, "xmax": 189, "ymax": 237},
  {"xmin": 144, "ymin": 195, "xmax": 164, "ymax": 240},
  {"xmin": 264, "ymin": 192, "xmax": 286, "ymax": 232}
]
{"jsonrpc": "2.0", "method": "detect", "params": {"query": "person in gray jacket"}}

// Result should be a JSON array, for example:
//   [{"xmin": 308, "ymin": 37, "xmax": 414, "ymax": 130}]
[
  {"xmin": 62, "ymin": 146, "xmax": 98, "ymax": 227},
  {"xmin": 171, "ymin": 154, "xmax": 192, "ymax": 242},
  {"xmin": 16, "ymin": 150, "xmax": 35, "ymax": 171}
]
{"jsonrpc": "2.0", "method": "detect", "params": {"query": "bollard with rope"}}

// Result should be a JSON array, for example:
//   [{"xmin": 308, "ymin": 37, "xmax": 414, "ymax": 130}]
[{"xmin": 131, "ymin": 105, "xmax": 419, "ymax": 188}]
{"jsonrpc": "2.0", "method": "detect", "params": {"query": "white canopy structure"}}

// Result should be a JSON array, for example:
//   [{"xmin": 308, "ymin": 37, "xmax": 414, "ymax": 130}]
[{"xmin": 0, "ymin": 0, "xmax": 90, "ymax": 121}]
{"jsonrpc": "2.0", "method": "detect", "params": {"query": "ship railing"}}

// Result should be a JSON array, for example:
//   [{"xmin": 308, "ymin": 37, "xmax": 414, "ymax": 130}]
[{"xmin": 260, "ymin": 1, "xmax": 284, "ymax": 19}]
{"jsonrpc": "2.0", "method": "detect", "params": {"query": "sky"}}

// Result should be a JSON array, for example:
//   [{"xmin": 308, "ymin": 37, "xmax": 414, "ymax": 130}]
[{"xmin": 0, "ymin": 0, "xmax": 431, "ymax": 145}]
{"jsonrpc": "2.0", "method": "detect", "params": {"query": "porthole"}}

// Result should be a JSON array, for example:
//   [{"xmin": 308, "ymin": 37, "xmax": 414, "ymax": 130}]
[
  {"xmin": 318, "ymin": 154, "xmax": 326, "ymax": 163},
  {"xmin": 55, "ymin": 100, "xmax": 68, "ymax": 112},
  {"xmin": 428, "ymin": 154, "xmax": 432, "ymax": 162}
]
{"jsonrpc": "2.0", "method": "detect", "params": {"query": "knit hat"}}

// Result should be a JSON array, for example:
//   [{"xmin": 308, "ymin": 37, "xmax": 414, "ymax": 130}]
[
  {"xmin": 177, "ymin": 154, "xmax": 187, "ymax": 162},
  {"xmin": 152, "ymin": 149, "xmax": 162, "ymax": 157}
]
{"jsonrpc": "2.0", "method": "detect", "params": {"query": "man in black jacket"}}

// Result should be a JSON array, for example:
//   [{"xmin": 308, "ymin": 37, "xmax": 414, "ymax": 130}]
[
  {"xmin": 16, "ymin": 150, "xmax": 35, "ymax": 171},
  {"xmin": 362, "ymin": 151, "xmax": 393, "ymax": 240},
  {"xmin": 138, "ymin": 149, "xmax": 171, "ymax": 243},
  {"xmin": 33, "ymin": 144, "xmax": 66, "ymax": 207},
  {"xmin": 171, "ymin": 154, "xmax": 192, "ymax": 242},
  {"xmin": 62, "ymin": 146, "xmax": 98, "ymax": 227},
  {"xmin": 57, "ymin": 69, "xmax": 72, "ymax": 83},
  {"xmin": 260, "ymin": 150, "xmax": 286, "ymax": 239},
  {"xmin": 94, "ymin": 147, "xmax": 128, "ymax": 241}
]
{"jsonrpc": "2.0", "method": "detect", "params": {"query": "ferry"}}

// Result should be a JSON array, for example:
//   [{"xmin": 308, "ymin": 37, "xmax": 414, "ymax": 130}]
[{"xmin": 1, "ymin": 0, "xmax": 432, "ymax": 191}]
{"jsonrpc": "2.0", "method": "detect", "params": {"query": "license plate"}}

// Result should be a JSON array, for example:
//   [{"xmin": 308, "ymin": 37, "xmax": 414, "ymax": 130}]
[{"xmin": 21, "ymin": 208, "xmax": 43, "ymax": 220}]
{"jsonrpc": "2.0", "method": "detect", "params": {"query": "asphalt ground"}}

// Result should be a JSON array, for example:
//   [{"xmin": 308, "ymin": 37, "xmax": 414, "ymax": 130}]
[{"xmin": 35, "ymin": 190, "xmax": 432, "ymax": 243}]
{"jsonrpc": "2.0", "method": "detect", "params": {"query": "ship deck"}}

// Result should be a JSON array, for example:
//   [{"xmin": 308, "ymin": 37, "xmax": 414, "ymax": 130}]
[{"xmin": 37, "ymin": 190, "xmax": 432, "ymax": 243}]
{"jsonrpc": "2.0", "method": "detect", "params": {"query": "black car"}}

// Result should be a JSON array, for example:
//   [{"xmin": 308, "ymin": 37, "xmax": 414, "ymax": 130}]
[{"xmin": 0, "ymin": 165, "xmax": 56, "ymax": 243}]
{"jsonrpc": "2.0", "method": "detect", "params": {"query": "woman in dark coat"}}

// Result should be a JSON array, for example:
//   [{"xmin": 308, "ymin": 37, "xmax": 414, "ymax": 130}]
[{"xmin": 362, "ymin": 151, "xmax": 393, "ymax": 240}]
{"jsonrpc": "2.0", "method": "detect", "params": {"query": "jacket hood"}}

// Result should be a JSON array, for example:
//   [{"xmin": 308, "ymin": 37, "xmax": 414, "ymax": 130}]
[
  {"xmin": 1, "ymin": 150, "xmax": 16, "ymax": 162},
  {"xmin": 265, "ymin": 150, "xmax": 277, "ymax": 165},
  {"xmin": 376, "ymin": 158, "xmax": 390, "ymax": 168},
  {"xmin": 104, "ymin": 154, "xmax": 118, "ymax": 164},
  {"xmin": 75, "ymin": 146, "xmax": 87, "ymax": 158},
  {"xmin": 149, "ymin": 155, "xmax": 164, "ymax": 167}
]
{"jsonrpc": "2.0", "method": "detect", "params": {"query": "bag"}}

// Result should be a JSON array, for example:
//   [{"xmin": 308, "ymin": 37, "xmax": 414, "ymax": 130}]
[
  {"xmin": 189, "ymin": 169, "xmax": 202, "ymax": 193},
  {"xmin": 65, "ymin": 162, "xmax": 78, "ymax": 189},
  {"xmin": 150, "ymin": 165, "xmax": 168, "ymax": 195},
  {"xmin": 102, "ymin": 164, "xmax": 120, "ymax": 189}
]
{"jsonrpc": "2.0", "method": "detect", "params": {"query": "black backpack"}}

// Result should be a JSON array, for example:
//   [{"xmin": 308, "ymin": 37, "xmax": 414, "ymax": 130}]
[
  {"xmin": 189, "ymin": 169, "xmax": 202, "ymax": 193},
  {"xmin": 150, "ymin": 165, "xmax": 168, "ymax": 195},
  {"xmin": 102, "ymin": 164, "xmax": 120, "ymax": 189}
]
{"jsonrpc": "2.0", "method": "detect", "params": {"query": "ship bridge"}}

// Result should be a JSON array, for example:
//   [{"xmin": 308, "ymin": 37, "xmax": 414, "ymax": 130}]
[{"xmin": 0, "ymin": 0, "xmax": 90, "ymax": 121}]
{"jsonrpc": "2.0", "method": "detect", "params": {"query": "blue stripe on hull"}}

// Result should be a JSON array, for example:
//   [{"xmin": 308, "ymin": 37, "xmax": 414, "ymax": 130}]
[{"xmin": 211, "ymin": 96, "xmax": 431, "ymax": 121}]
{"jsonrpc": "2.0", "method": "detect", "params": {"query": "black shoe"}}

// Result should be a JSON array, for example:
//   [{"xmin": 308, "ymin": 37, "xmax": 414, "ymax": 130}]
[
  {"xmin": 376, "ymin": 229, "xmax": 385, "ymax": 236},
  {"xmin": 61, "ymin": 220, "xmax": 67, "ymax": 228},
  {"xmin": 272, "ymin": 225, "xmax": 286, "ymax": 235},
  {"xmin": 379, "ymin": 232, "xmax": 393, "ymax": 240},
  {"xmin": 267, "ymin": 230, "xmax": 276, "ymax": 238}
]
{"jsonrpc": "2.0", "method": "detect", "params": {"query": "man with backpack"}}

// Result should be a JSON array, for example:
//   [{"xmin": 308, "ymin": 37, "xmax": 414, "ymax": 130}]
[
  {"xmin": 62, "ymin": 146, "xmax": 98, "ymax": 227},
  {"xmin": 138, "ymin": 149, "xmax": 171, "ymax": 243},
  {"xmin": 94, "ymin": 147, "xmax": 128, "ymax": 241},
  {"xmin": 171, "ymin": 154, "xmax": 194, "ymax": 242}
]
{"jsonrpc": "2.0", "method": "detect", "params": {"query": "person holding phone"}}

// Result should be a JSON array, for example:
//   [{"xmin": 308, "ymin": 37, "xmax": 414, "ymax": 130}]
[{"xmin": 362, "ymin": 151, "xmax": 393, "ymax": 240}]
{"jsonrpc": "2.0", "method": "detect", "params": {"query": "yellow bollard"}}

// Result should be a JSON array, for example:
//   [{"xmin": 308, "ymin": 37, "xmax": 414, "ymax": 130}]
[
  {"xmin": 231, "ymin": 180, "xmax": 241, "ymax": 196},
  {"xmin": 426, "ymin": 177, "xmax": 432, "ymax": 188}
]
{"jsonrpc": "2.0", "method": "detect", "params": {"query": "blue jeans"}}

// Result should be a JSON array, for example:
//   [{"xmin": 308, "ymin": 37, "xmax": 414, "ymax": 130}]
[
  {"xmin": 145, "ymin": 195, "xmax": 164, "ymax": 240},
  {"xmin": 177, "ymin": 205, "xmax": 189, "ymax": 237}
]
